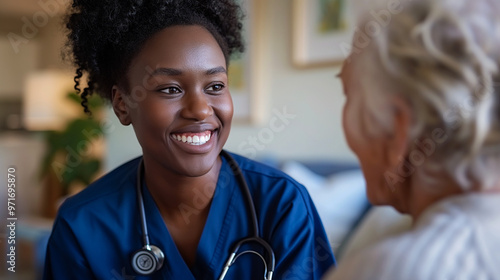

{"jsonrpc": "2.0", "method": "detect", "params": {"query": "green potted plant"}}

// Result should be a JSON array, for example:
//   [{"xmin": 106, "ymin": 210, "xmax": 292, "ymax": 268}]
[{"xmin": 39, "ymin": 92, "xmax": 106, "ymax": 217}]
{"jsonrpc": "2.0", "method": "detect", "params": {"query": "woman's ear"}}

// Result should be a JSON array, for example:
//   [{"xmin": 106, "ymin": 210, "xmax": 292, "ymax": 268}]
[
  {"xmin": 111, "ymin": 86, "xmax": 132, "ymax": 126},
  {"xmin": 385, "ymin": 97, "xmax": 412, "ymax": 169}
]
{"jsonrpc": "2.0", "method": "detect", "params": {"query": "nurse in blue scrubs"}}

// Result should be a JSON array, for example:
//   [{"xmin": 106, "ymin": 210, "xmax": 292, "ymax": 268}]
[{"xmin": 43, "ymin": 0, "xmax": 335, "ymax": 279}]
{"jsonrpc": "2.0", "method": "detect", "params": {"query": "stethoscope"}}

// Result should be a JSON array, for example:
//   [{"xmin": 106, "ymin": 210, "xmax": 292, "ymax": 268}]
[{"xmin": 131, "ymin": 150, "xmax": 275, "ymax": 280}]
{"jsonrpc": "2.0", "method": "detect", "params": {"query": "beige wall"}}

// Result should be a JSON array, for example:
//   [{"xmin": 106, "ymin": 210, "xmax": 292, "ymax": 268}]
[
  {"xmin": 0, "ymin": 37, "xmax": 39, "ymax": 98},
  {"xmin": 0, "ymin": 11, "xmax": 69, "ymax": 99}
]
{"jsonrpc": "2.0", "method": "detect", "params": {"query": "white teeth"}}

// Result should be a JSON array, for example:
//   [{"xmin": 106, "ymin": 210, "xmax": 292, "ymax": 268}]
[{"xmin": 172, "ymin": 131, "xmax": 212, "ymax": 145}]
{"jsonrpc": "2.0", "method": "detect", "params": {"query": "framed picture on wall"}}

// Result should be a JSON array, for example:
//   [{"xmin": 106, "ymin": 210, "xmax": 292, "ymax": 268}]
[
  {"xmin": 229, "ymin": 0, "xmax": 267, "ymax": 124},
  {"xmin": 292, "ymin": 0, "xmax": 354, "ymax": 68}
]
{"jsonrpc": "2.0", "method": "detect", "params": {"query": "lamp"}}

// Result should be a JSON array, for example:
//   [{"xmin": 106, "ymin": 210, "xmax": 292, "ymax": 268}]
[{"xmin": 23, "ymin": 69, "xmax": 80, "ymax": 131}]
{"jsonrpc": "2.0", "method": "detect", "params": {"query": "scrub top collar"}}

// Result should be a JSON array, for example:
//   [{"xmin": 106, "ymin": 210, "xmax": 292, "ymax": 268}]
[{"xmin": 140, "ymin": 155, "xmax": 239, "ymax": 279}]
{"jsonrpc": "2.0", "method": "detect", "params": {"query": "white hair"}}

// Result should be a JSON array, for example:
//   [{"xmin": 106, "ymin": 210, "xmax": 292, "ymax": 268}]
[{"xmin": 351, "ymin": 0, "xmax": 500, "ymax": 190}]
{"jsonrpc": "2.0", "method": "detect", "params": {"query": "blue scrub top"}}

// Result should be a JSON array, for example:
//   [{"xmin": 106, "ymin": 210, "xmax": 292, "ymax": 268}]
[{"xmin": 44, "ymin": 152, "xmax": 335, "ymax": 279}]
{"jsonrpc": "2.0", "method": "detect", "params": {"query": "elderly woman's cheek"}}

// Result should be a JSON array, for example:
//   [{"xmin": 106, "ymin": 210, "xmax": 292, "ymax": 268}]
[
  {"xmin": 342, "ymin": 95, "xmax": 365, "ymax": 154},
  {"xmin": 342, "ymin": 103, "xmax": 354, "ymax": 151}
]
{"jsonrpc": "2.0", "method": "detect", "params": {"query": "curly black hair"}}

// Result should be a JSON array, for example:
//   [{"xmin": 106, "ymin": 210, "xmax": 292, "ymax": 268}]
[{"xmin": 65, "ymin": 0, "xmax": 245, "ymax": 114}]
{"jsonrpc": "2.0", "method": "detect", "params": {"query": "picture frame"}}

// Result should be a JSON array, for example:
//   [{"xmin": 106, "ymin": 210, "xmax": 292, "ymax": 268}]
[
  {"xmin": 292, "ymin": 0, "xmax": 354, "ymax": 68},
  {"xmin": 229, "ymin": 0, "xmax": 267, "ymax": 124}
]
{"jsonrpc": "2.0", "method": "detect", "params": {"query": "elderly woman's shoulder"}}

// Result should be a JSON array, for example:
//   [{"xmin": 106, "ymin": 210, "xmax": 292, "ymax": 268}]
[
  {"xmin": 323, "ymin": 232, "xmax": 419, "ymax": 280},
  {"xmin": 324, "ymin": 193, "xmax": 500, "ymax": 280}
]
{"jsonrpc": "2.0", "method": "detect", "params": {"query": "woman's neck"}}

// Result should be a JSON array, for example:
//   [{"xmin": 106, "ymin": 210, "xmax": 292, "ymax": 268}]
[
  {"xmin": 403, "ymin": 175, "xmax": 500, "ymax": 221},
  {"xmin": 408, "ymin": 185, "xmax": 463, "ymax": 221},
  {"xmin": 142, "ymin": 156, "xmax": 222, "ymax": 223}
]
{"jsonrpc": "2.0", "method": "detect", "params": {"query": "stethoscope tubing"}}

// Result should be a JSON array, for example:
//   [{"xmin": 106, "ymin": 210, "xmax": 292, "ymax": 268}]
[
  {"xmin": 135, "ymin": 150, "xmax": 275, "ymax": 279},
  {"xmin": 136, "ymin": 159, "xmax": 151, "ymax": 248}
]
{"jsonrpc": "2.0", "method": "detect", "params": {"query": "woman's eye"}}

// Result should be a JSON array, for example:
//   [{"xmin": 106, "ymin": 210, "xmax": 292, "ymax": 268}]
[
  {"xmin": 160, "ymin": 87, "xmax": 181, "ymax": 95},
  {"xmin": 207, "ymin": 84, "xmax": 225, "ymax": 92}
]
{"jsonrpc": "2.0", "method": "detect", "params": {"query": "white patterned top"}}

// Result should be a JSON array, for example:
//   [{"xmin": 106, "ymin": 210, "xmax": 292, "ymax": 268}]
[{"xmin": 324, "ymin": 193, "xmax": 500, "ymax": 280}]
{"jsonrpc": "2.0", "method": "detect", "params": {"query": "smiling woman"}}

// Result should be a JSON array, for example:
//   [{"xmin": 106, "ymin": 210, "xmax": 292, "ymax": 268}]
[
  {"xmin": 42, "ymin": 0, "xmax": 335, "ymax": 279},
  {"xmin": 112, "ymin": 26, "xmax": 233, "ymax": 178}
]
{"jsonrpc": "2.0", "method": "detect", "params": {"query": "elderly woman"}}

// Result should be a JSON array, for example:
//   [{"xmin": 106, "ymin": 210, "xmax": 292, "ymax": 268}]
[{"xmin": 326, "ymin": 0, "xmax": 500, "ymax": 279}]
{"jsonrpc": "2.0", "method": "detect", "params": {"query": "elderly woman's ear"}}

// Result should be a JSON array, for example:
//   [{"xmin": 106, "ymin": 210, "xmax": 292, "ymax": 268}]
[{"xmin": 385, "ymin": 96, "xmax": 412, "ymax": 169}]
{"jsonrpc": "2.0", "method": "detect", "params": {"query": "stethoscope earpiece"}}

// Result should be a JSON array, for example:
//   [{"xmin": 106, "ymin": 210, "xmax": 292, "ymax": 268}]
[{"xmin": 131, "ymin": 245, "xmax": 165, "ymax": 275}]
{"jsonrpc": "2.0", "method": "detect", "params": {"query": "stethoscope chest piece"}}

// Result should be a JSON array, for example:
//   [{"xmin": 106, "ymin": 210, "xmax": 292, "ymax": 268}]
[{"xmin": 131, "ymin": 245, "xmax": 165, "ymax": 275}]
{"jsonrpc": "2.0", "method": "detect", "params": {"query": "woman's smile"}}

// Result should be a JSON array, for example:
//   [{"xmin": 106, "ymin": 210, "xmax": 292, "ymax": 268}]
[
  {"xmin": 169, "ymin": 129, "xmax": 218, "ymax": 154},
  {"xmin": 171, "ymin": 130, "xmax": 212, "ymax": 145}
]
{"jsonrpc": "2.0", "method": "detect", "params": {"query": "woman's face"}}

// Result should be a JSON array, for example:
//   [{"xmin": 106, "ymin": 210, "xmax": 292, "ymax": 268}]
[
  {"xmin": 339, "ymin": 54, "xmax": 400, "ymax": 206},
  {"xmin": 114, "ymin": 25, "xmax": 233, "ymax": 177}
]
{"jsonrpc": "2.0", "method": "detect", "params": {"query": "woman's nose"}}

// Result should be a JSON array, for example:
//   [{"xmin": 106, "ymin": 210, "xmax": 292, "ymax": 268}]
[{"xmin": 180, "ymin": 91, "xmax": 214, "ymax": 121}]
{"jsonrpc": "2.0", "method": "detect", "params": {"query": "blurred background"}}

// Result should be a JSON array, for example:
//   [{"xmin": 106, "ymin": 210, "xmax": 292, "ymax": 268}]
[{"xmin": 0, "ymin": 0, "xmax": 375, "ymax": 279}]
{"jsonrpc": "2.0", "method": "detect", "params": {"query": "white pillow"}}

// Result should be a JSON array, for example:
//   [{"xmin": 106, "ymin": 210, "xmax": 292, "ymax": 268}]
[
  {"xmin": 281, "ymin": 161, "xmax": 368, "ymax": 253},
  {"xmin": 281, "ymin": 161, "xmax": 326, "ymax": 193},
  {"xmin": 313, "ymin": 170, "xmax": 368, "ymax": 253}
]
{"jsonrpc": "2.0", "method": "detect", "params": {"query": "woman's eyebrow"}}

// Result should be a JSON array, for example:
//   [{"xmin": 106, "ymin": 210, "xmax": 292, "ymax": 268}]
[
  {"xmin": 150, "ymin": 67, "xmax": 183, "ymax": 77},
  {"xmin": 336, "ymin": 70, "xmax": 343, "ymax": 79},
  {"xmin": 148, "ymin": 66, "xmax": 226, "ymax": 78},
  {"xmin": 205, "ymin": 66, "xmax": 227, "ymax": 75}
]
